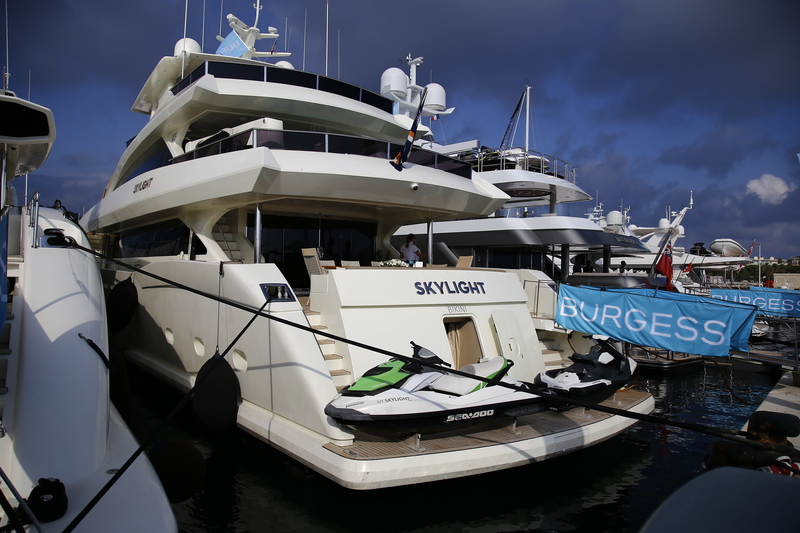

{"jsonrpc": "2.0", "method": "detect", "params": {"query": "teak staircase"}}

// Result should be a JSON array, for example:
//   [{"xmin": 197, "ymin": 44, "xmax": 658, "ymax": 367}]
[
  {"xmin": 299, "ymin": 297, "xmax": 352, "ymax": 391},
  {"xmin": 213, "ymin": 215, "xmax": 243, "ymax": 261}
]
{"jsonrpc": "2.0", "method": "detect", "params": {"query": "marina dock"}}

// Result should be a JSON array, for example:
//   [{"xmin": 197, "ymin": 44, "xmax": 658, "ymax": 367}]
[{"xmin": 752, "ymin": 371, "xmax": 800, "ymax": 448}]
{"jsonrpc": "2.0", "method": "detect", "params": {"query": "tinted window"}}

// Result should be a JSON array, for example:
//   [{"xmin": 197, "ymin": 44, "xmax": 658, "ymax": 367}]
[
  {"xmin": 207, "ymin": 62, "xmax": 264, "ymax": 82},
  {"xmin": 120, "ymin": 220, "xmax": 190, "ymax": 258}
]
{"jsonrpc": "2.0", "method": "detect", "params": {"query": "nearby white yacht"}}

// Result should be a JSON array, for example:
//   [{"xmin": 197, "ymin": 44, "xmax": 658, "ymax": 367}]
[
  {"xmin": 395, "ymin": 83, "xmax": 648, "ymax": 280},
  {"xmin": 588, "ymin": 195, "xmax": 754, "ymax": 291},
  {"xmin": 81, "ymin": 9, "xmax": 653, "ymax": 490},
  {"xmin": 0, "ymin": 91, "xmax": 175, "ymax": 530}
]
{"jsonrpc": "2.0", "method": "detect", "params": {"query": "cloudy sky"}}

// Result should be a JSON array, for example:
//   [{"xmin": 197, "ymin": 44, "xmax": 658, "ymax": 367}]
[{"xmin": 5, "ymin": 0, "xmax": 799, "ymax": 259}]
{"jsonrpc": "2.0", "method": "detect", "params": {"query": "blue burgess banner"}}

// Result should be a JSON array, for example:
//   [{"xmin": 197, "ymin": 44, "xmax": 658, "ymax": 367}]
[
  {"xmin": 710, "ymin": 288, "xmax": 800, "ymax": 318},
  {"xmin": 557, "ymin": 285, "xmax": 757, "ymax": 356}
]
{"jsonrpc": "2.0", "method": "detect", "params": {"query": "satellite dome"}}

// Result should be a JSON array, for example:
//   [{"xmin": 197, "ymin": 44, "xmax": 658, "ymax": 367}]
[
  {"xmin": 658, "ymin": 218, "xmax": 670, "ymax": 229},
  {"xmin": 380, "ymin": 67, "xmax": 409, "ymax": 100},
  {"xmin": 174, "ymin": 38, "xmax": 201, "ymax": 57},
  {"xmin": 424, "ymin": 83, "xmax": 446, "ymax": 112},
  {"xmin": 676, "ymin": 224, "xmax": 685, "ymax": 237},
  {"xmin": 606, "ymin": 210, "xmax": 623, "ymax": 226},
  {"xmin": 275, "ymin": 61, "xmax": 295, "ymax": 69}
]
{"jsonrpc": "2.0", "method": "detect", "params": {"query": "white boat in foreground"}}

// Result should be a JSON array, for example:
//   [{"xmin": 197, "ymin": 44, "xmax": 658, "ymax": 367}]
[
  {"xmin": 0, "ymin": 91, "xmax": 175, "ymax": 530},
  {"xmin": 80, "ymin": 8, "xmax": 653, "ymax": 490}
]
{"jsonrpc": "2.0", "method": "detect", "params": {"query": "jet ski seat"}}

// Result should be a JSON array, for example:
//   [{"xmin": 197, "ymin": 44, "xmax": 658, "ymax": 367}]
[{"xmin": 430, "ymin": 357, "xmax": 511, "ymax": 396}]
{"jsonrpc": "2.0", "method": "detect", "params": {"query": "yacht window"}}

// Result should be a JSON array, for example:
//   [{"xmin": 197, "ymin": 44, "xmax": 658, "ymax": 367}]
[
  {"xmin": 208, "ymin": 62, "xmax": 264, "ymax": 82},
  {"xmin": 118, "ymin": 141, "xmax": 171, "ymax": 188},
  {"xmin": 266, "ymin": 66, "xmax": 317, "ymax": 89},
  {"xmin": 318, "ymin": 76, "xmax": 361, "ymax": 100},
  {"xmin": 444, "ymin": 317, "xmax": 483, "ymax": 369},
  {"xmin": 246, "ymin": 212, "xmax": 376, "ymax": 289},
  {"xmin": 119, "ymin": 219, "xmax": 192, "ymax": 258},
  {"xmin": 327, "ymin": 136, "xmax": 387, "ymax": 158}
]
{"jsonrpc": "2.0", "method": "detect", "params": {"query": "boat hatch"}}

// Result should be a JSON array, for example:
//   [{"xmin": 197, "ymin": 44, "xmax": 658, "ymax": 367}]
[
  {"xmin": 490, "ymin": 310, "xmax": 524, "ymax": 359},
  {"xmin": 444, "ymin": 316, "xmax": 482, "ymax": 369}
]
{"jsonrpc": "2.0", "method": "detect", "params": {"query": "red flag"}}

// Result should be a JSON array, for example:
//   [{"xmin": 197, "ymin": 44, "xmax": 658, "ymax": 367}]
[
  {"xmin": 655, "ymin": 244, "xmax": 673, "ymax": 291},
  {"xmin": 746, "ymin": 239, "xmax": 756, "ymax": 257},
  {"xmin": 681, "ymin": 262, "xmax": 693, "ymax": 274}
]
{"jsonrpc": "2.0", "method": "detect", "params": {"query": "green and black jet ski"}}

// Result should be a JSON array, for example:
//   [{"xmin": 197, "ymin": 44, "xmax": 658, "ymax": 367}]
[{"xmin": 324, "ymin": 342, "xmax": 550, "ymax": 429}]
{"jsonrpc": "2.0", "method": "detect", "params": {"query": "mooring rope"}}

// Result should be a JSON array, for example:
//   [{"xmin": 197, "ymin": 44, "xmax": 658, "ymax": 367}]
[{"xmin": 56, "ymin": 237, "xmax": 793, "ymax": 529}]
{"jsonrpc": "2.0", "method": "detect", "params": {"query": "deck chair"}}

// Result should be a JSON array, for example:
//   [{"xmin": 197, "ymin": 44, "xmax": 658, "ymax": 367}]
[
  {"xmin": 371, "ymin": 261, "xmax": 382, "ymax": 267},
  {"xmin": 341, "ymin": 260, "xmax": 360, "ymax": 267},
  {"xmin": 302, "ymin": 248, "xmax": 327, "ymax": 275},
  {"xmin": 319, "ymin": 260, "xmax": 336, "ymax": 268},
  {"xmin": 455, "ymin": 255, "xmax": 473, "ymax": 269},
  {"xmin": 425, "ymin": 263, "xmax": 448, "ymax": 268}
]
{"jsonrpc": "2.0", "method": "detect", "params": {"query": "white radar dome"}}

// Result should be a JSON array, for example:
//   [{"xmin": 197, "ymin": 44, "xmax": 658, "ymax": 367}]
[
  {"xmin": 274, "ymin": 61, "xmax": 295, "ymax": 69},
  {"xmin": 658, "ymin": 218, "xmax": 670, "ymax": 229},
  {"xmin": 174, "ymin": 38, "xmax": 201, "ymax": 57},
  {"xmin": 380, "ymin": 67, "xmax": 409, "ymax": 100},
  {"xmin": 606, "ymin": 210, "xmax": 623, "ymax": 226},
  {"xmin": 424, "ymin": 83, "xmax": 446, "ymax": 112},
  {"xmin": 677, "ymin": 225, "xmax": 685, "ymax": 237}
]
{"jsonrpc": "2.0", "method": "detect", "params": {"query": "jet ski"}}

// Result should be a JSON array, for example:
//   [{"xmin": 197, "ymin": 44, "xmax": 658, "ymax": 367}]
[
  {"xmin": 324, "ymin": 342, "xmax": 550, "ymax": 431},
  {"xmin": 537, "ymin": 336, "xmax": 637, "ymax": 401}
]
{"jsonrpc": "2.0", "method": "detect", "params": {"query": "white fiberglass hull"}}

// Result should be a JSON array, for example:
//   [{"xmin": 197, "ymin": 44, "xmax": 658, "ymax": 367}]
[
  {"xmin": 0, "ymin": 207, "xmax": 175, "ymax": 531},
  {"xmin": 110, "ymin": 261, "xmax": 653, "ymax": 489},
  {"xmin": 239, "ymin": 390, "xmax": 654, "ymax": 489}
]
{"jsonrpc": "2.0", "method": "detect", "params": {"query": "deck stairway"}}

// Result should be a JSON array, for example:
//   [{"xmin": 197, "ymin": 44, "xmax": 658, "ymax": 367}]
[
  {"xmin": 299, "ymin": 297, "xmax": 353, "ymax": 391},
  {"xmin": 213, "ymin": 215, "xmax": 243, "ymax": 261},
  {"xmin": 537, "ymin": 335, "xmax": 569, "ymax": 370}
]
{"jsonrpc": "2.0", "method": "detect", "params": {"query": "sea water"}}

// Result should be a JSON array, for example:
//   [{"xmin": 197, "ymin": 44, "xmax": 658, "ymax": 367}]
[{"xmin": 126, "ymin": 361, "xmax": 780, "ymax": 533}]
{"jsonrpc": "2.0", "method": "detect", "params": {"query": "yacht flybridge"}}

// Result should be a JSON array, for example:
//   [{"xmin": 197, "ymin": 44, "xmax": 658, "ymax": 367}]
[{"xmin": 82, "ymin": 9, "xmax": 653, "ymax": 489}]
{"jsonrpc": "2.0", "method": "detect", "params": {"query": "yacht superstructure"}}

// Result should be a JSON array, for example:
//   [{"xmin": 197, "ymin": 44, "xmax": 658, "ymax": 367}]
[{"xmin": 81, "ymin": 10, "xmax": 652, "ymax": 489}]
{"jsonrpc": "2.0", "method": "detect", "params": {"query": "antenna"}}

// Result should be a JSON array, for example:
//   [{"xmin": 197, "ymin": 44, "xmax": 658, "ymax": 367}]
[
  {"xmin": 302, "ymin": 9, "xmax": 307, "ymax": 70},
  {"xmin": 524, "ymin": 84, "xmax": 530, "ymax": 154},
  {"xmin": 219, "ymin": 0, "xmax": 224, "ymax": 38},
  {"xmin": 4, "ymin": 0, "xmax": 9, "ymax": 91},
  {"xmin": 253, "ymin": 0, "xmax": 263, "ymax": 28},
  {"xmin": 181, "ymin": 0, "xmax": 189, "ymax": 75},
  {"xmin": 325, "ymin": 1, "xmax": 329, "ymax": 77},
  {"xmin": 201, "ymin": 0, "xmax": 206, "ymax": 52}
]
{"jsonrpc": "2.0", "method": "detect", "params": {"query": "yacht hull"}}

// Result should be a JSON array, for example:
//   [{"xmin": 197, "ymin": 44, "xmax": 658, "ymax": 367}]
[
  {"xmin": 0, "ymin": 207, "xmax": 175, "ymax": 531},
  {"xmin": 107, "ymin": 262, "xmax": 653, "ymax": 489}
]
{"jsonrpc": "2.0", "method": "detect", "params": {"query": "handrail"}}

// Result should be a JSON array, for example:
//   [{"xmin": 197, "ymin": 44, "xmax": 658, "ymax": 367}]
[
  {"xmin": 170, "ymin": 128, "xmax": 473, "ymax": 180},
  {"xmin": 171, "ymin": 60, "xmax": 394, "ymax": 114},
  {"xmin": 27, "ymin": 191, "xmax": 41, "ymax": 249},
  {"xmin": 473, "ymin": 147, "xmax": 578, "ymax": 183}
]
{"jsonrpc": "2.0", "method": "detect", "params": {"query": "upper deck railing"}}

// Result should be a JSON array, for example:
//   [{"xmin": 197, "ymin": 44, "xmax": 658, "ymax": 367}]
[
  {"xmin": 171, "ymin": 129, "xmax": 473, "ymax": 179},
  {"xmin": 172, "ymin": 60, "xmax": 394, "ymax": 114},
  {"xmin": 466, "ymin": 147, "xmax": 578, "ymax": 183}
]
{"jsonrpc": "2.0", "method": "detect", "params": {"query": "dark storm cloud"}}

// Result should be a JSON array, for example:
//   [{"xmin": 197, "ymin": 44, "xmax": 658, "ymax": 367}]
[
  {"xmin": 4, "ymin": 0, "xmax": 798, "ymax": 258},
  {"xmin": 658, "ymin": 124, "xmax": 774, "ymax": 179}
]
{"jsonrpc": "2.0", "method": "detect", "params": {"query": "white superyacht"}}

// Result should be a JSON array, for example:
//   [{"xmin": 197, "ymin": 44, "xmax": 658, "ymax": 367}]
[{"xmin": 81, "ymin": 8, "xmax": 653, "ymax": 489}]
